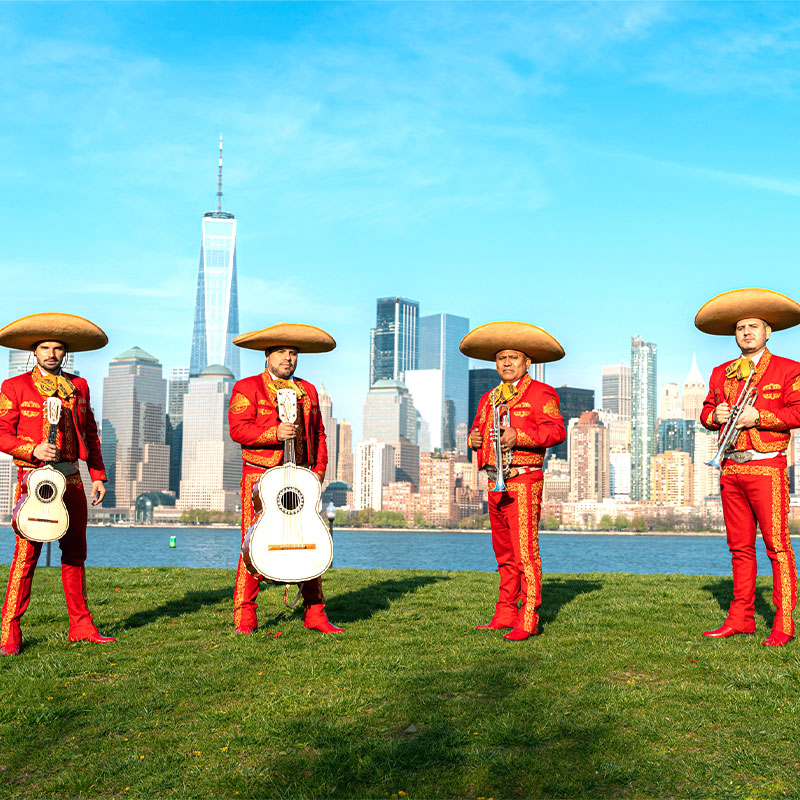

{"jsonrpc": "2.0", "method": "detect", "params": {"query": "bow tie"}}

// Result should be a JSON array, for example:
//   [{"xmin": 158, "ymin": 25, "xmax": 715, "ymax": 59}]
[
  {"xmin": 32, "ymin": 371, "xmax": 75, "ymax": 401},
  {"xmin": 492, "ymin": 382, "xmax": 517, "ymax": 403},
  {"xmin": 725, "ymin": 357, "xmax": 756, "ymax": 381},
  {"xmin": 267, "ymin": 378, "xmax": 306, "ymax": 397}
]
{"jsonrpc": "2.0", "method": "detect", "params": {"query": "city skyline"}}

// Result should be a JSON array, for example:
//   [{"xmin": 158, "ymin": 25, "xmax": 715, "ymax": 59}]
[{"xmin": 3, "ymin": 3, "xmax": 800, "ymax": 442}]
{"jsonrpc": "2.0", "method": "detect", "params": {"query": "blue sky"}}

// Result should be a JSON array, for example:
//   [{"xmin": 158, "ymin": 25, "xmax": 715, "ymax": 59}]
[{"xmin": 2, "ymin": 2, "xmax": 800, "ymax": 440}]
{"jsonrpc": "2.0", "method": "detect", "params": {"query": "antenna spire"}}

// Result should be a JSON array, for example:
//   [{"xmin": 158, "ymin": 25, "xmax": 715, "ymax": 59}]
[{"xmin": 217, "ymin": 133, "xmax": 224, "ymax": 213}]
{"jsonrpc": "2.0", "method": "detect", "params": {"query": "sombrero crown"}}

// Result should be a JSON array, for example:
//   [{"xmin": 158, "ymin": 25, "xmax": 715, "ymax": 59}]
[
  {"xmin": 233, "ymin": 322, "xmax": 336, "ymax": 353},
  {"xmin": 459, "ymin": 321, "xmax": 565, "ymax": 363},
  {"xmin": 695, "ymin": 288, "xmax": 800, "ymax": 336},
  {"xmin": 0, "ymin": 312, "xmax": 108, "ymax": 352}
]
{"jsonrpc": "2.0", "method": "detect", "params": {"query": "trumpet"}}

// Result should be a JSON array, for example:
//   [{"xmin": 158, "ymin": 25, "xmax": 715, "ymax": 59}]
[
  {"xmin": 705, "ymin": 373, "xmax": 758, "ymax": 470},
  {"xmin": 490, "ymin": 389, "xmax": 512, "ymax": 492}
]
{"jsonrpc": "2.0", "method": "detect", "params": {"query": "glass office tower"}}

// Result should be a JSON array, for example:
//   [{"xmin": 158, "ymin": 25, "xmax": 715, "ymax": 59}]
[
  {"xmin": 189, "ymin": 138, "xmax": 240, "ymax": 379},
  {"xmin": 369, "ymin": 297, "xmax": 419, "ymax": 385}
]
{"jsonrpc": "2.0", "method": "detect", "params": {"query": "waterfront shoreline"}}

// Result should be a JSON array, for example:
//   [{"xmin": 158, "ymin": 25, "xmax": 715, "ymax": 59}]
[{"xmin": 83, "ymin": 522, "xmax": 740, "ymax": 537}]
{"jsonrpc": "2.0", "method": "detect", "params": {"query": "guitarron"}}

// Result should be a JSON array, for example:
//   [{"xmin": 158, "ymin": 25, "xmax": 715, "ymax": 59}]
[
  {"xmin": 12, "ymin": 396, "xmax": 70, "ymax": 542},
  {"xmin": 242, "ymin": 388, "xmax": 333, "ymax": 584}
]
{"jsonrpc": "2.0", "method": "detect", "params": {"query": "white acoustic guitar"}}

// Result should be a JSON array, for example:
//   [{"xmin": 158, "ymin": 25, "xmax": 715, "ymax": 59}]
[
  {"xmin": 242, "ymin": 388, "xmax": 333, "ymax": 584},
  {"xmin": 12, "ymin": 396, "xmax": 70, "ymax": 542}
]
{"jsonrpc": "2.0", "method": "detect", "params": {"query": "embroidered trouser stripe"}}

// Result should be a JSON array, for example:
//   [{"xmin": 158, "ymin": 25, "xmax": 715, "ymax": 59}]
[
  {"xmin": 721, "ymin": 461, "xmax": 796, "ymax": 636},
  {"xmin": 234, "ymin": 465, "xmax": 324, "ymax": 629},
  {"xmin": 487, "ymin": 473, "xmax": 544, "ymax": 633}
]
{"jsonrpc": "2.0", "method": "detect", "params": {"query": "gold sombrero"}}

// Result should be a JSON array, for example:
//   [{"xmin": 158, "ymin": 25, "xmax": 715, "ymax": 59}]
[
  {"xmin": 233, "ymin": 322, "xmax": 336, "ymax": 353},
  {"xmin": 0, "ymin": 312, "xmax": 108, "ymax": 352},
  {"xmin": 459, "ymin": 321, "xmax": 565, "ymax": 363},
  {"xmin": 694, "ymin": 288, "xmax": 800, "ymax": 336}
]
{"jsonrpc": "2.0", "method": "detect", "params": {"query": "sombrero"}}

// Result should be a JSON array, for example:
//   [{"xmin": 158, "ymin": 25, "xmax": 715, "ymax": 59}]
[
  {"xmin": 459, "ymin": 321, "xmax": 565, "ymax": 363},
  {"xmin": 694, "ymin": 288, "xmax": 800, "ymax": 335},
  {"xmin": 0, "ymin": 312, "xmax": 108, "ymax": 352},
  {"xmin": 233, "ymin": 322, "xmax": 336, "ymax": 353}
]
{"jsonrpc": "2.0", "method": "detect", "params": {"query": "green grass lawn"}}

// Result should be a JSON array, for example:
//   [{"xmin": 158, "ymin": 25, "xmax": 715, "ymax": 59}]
[{"xmin": 1, "ymin": 567, "xmax": 799, "ymax": 799}]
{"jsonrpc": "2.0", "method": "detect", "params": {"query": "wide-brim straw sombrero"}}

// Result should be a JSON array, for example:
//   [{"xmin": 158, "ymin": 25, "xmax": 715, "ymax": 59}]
[
  {"xmin": 0, "ymin": 312, "xmax": 108, "ymax": 352},
  {"xmin": 459, "ymin": 321, "xmax": 565, "ymax": 363},
  {"xmin": 694, "ymin": 288, "xmax": 800, "ymax": 335},
  {"xmin": 233, "ymin": 323, "xmax": 336, "ymax": 353}
]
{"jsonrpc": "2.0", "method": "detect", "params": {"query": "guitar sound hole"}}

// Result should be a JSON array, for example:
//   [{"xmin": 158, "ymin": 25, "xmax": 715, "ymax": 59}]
[
  {"xmin": 36, "ymin": 481, "xmax": 57, "ymax": 503},
  {"xmin": 277, "ymin": 487, "xmax": 304, "ymax": 515}
]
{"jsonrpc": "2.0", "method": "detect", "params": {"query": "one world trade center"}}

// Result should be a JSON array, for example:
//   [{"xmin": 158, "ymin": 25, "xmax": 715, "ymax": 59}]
[{"xmin": 189, "ymin": 135, "xmax": 240, "ymax": 379}]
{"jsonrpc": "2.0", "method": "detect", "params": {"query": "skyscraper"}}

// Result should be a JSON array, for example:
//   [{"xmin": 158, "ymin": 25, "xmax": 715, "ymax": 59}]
[
  {"xmin": 659, "ymin": 383, "xmax": 682, "ymax": 420},
  {"xmin": 369, "ymin": 297, "xmax": 419, "ymax": 385},
  {"xmin": 318, "ymin": 383, "xmax": 338, "ymax": 491},
  {"xmin": 551, "ymin": 386, "xmax": 594, "ymax": 461},
  {"xmin": 568, "ymin": 411, "xmax": 610, "ymax": 502},
  {"xmin": 101, "ymin": 347, "xmax": 169, "ymax": 511},
  {"xmin": 189, "ymin": 135, "xmax": 240, "ymax": 379},
  {"xmin": 682, "ymin": 353, "xmax": 707, "ymax": 421},
  {"xmin": 602, "ymin": 362, "xmax": 631, "ymax": 418},
  {"xmin": 631, "ymin": 335, "xmax": 657, "ymax": 501},
  {"xmin": 177, "ymin": 366, "xmax": 239, "ymax": 512},
  {"xmin": 650, "ymin": 450, "xmax": 693, "ymax": 506},
  {"xmin": 353, "ymin": 440, "xmax": 395, "ymax": 511},
  {"xmin": 416, "ymin": 312, "xmax": 470, "ymax": 451},
  {"xmin": 362, "ymin": 379, "xmax": 417, "ymax": 444},
  {"xmin": 657, "ymin": 419, "xmax": 695, "ymax": 455},
  {"xmin": 336, "ymin": 419, "xmax": 354, "ymax": 487},
  {"xmin": 166, "ymin": 367, "xmax": 190, "ymax": 496}
]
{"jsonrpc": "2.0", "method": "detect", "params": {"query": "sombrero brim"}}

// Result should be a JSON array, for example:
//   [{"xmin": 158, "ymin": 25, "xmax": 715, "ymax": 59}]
[
  {"xmin": 233, "ymin": 323, "xmax": 336, "ymax": 353},
  {"xmin": 459, "ymin": 321, "xmax": 565, "ymax": 363},
  {"xmin": 0, "ymin": 312, "xmax": 108, "ymax": 352},
  {"xmin": 695, "ymin": 288, "xmax": 800, "ymax": 335}
]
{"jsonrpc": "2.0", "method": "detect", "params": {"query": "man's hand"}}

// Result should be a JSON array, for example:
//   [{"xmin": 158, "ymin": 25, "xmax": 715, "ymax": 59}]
[
  {"xmin": 735, "ymin": 405, "xmax": 759, "ymax": 430},
  {"xmin": 713, "ymin": 403, "xmax": 731, "ymax": 425},
  {"xmin": 470, "ymin": 430, "xmax": 483, "ymax": 449},
  {"xmin": 91, "ymin": 481, "xmax": 106, "ymax": 506},
  {"xmin": 276, "ymin": 422, "xmax": 297, "ymax": 441},
  {"xmin": 33, "ymin": 442, "xmax": 58, "ymax": 462},
  {"xmin": 499, "ymin": 426, "xmax": 517, "ymax": 451}
]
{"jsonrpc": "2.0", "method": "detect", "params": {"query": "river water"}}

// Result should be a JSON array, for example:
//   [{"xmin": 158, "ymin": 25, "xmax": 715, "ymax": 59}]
[{"xmin": 0, "ymin": 526, "xmax": 780, "ymax": 575}]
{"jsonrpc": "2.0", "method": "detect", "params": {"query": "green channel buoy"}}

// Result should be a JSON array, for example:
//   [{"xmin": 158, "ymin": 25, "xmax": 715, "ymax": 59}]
[{"xmin": 169, "ymin": 535, "xmax": 176, "ymax": 549}]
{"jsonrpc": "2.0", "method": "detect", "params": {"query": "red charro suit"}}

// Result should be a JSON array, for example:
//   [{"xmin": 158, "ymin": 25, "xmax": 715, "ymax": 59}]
[
  {"xmin": 0, "ymin": 368, "xmax": 108, "ymax": 651},
  {"xmin": 228, "ymin": 371, "xmax": 328, "ymax": 631},
  {"xmin": 469, "ymin": 374, "xmax": 566, "ymax": 634},
  {"xmin": 702, "ymin": 349, "xmax": 800, "ymax": 637}
]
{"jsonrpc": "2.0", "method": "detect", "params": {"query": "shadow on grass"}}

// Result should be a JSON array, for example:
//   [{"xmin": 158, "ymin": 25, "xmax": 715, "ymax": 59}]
[
  {"xmin": 702, "ymin": 578, "xmax": 776, "ymax": 627},
  {"xmin": 120, "ymin": 587, "xmax": 231, "ymax": 630},
  {"xmin": 237, "ymin": 654, "xmax": 630, "ymax": 799},
  {"xmin": 324, "ymin": 575, "xmax": 451, "ymax": 624},
  {"xmin": 539, "ymin": 577, "xmax": 602, "ymax": 632}
]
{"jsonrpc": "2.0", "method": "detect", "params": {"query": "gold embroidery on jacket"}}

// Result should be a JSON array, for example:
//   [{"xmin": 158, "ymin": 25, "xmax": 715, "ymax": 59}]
[{"xmin": 543, "ymin": 398, "xmax": 561, "ymax": 418}]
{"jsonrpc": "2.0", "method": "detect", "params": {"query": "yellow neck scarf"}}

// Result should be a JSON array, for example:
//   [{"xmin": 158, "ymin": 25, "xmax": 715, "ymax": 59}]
[
  {"xmin": 492, "ymin": 382, "xmax": 517, "ymax": 403},
  {"xmin": 725, "ymin": 357, "xmax": 756, "ymax": 381},
  {"xmin": 267, "ymin": 378, "xmax": 306, "ymax": 398},
  {"xmin": 32, "ymin": 368, "xmax": 76, "ymax": 401}
]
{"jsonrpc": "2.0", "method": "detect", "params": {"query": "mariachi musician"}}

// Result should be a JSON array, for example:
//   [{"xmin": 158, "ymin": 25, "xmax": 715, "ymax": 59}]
[
  {"xmin": 0, "ymin": 313, "xmax": 112, "ymax": 656},
  {"xmin": 697, "ymin": 288, "xmax": 800, "ymax": 647},
  {"xmin": 462, "ymin": 321, "xmax": 566, "ymax": 640},
  {"xmin": 228, "ymin": 322, "xmax": 343, "ymax": 636}
]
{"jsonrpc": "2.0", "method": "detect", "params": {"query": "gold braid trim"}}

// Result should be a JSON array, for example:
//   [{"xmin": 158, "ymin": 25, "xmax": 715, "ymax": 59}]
[
  {"xmin": 0, "ymin": 393, "xmax": 12, "ymax": 417},
  {"xmin": 542, "ymin": 398, "xmax": 561, "ymax": 419}
]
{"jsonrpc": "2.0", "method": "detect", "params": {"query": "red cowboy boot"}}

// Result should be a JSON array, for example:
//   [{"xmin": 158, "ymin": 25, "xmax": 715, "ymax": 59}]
[
  {"xmin": 304, "ymin": 604, "xmax": 344, "ymax": 634},
  {"xmin": 763, "ymin": 631, "xmax": 794, "ymax": 647},
  {"xmin": 702, "ymin": 623, "xmax": 756, "ymax": 638},
  {"xmin": 62, "ymin": 565, "xmax": 115, "ymax": 643}
]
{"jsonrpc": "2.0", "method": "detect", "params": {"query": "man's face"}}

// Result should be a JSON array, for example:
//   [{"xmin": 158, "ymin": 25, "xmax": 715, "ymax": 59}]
[
  {"xmin": 735, "ymin": 318, "xmax": 771, "ymax": 356},
  {"xmin": 33, "ymin": 341, "xmax": 67, "ymax": 374},
  {"xmin": 266, "ymin": 347, "xmax": 298, "ymax": 379},
  {"xmin": 495, "ymin": 349, "xmax": 531, "ymax": 383}
]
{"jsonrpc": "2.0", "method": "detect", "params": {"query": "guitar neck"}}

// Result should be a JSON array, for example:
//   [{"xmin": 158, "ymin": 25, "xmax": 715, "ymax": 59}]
[
  {"xmin": 47, "ymin": 422, "xmax": 59, "ymax": 447},
  {"xmin": 284, "ymin": 437, "xmax": 296, "ymax": 465}
]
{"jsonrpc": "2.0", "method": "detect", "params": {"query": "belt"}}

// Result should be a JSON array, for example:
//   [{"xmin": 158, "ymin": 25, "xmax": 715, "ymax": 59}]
[
  {"xmin": 20, "ymin": 461, "xmax": 79, "ymax": 476},
  {"xmin": 724, "ymin": 450, "xmax": 785, "ymax": 464},
  {"xmin": 484, "ymin": 465, "xmax": 542, "ymax": 481}
]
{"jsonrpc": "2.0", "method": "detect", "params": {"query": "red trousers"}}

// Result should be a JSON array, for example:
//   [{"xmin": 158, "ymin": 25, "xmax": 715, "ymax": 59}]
[
  {"xmin": 720, "ymin": 459, "xmax": 796, "ymax": 636},
  {"xmin": 1, "ymin": 477, "xmax": 99, "ymax": 650},
  {"xmin": 487, "ymin": 472, "xmax": 544, "ymax": 633},
  {"xmin": 233, "ymin": 464, "xmax": 324, "ymax": 630}
]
